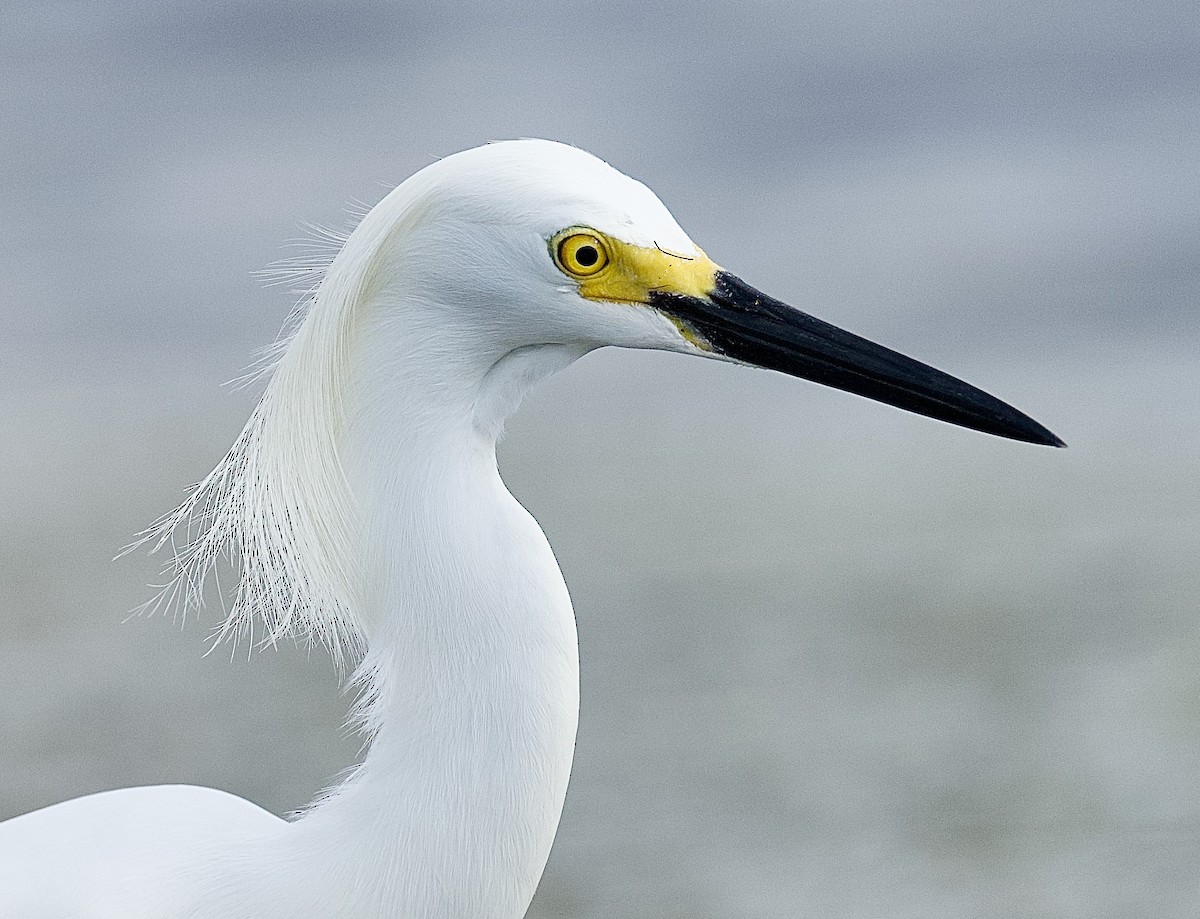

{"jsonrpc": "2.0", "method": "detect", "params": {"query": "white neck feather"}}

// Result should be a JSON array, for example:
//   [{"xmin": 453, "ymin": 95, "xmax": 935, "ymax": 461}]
[
  {"xmin": 150, "ymin": 185, "xmax": 586, "ymax": 918},
  {"xmin": 277, "ymin": 320, "xmax": 582, "ymax": 918}
]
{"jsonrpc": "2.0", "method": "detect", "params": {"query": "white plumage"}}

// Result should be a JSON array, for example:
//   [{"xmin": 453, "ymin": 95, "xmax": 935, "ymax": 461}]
[{"xmin": 0, "ymin": 139, "xmax": 1059, "ymax": 918}]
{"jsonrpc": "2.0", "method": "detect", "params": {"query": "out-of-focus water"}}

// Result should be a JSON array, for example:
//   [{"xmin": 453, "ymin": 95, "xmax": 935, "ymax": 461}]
[
  {"xmin": 2, "ymin": 342, "xmax": 1197, "ymax": 918},
  {"xmin": 4, "ymin": 1, "xmax": 1198, "ymax": 913}
]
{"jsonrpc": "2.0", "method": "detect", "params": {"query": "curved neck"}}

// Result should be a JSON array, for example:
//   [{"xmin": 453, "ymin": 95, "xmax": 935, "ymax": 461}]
[{"xmin": 269, "ymin": 307, "xmax": 584, "ymax": 919}]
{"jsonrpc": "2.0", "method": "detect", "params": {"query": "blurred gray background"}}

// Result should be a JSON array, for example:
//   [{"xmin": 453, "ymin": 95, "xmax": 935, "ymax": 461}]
[{"xmin": 2, "ymin": 1, "xmax": 1198, "ymax": 916}]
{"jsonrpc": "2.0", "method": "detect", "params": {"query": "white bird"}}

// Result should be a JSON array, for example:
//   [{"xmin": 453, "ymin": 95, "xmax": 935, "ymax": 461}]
[{"xmin": 0, "ymin": 140, "xmax": 1061, "ymax": 918}]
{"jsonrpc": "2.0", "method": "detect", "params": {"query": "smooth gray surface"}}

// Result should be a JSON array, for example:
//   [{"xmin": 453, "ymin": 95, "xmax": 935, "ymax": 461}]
[{"xmin": 3, "ymin": 2, "xmax": 1199, "ymax": 916}]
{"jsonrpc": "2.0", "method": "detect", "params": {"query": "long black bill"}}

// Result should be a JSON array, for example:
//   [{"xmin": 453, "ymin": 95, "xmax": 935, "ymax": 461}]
[{"xmin": 651, "ymin": 271, "xmax": 1064, "ymax": 447}]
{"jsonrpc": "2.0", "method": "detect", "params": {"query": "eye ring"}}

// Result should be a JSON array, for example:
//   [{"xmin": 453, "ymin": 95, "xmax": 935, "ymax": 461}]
[{"xmin": 553, "ymin": 231, "xmax": 610, "ymax": 278}]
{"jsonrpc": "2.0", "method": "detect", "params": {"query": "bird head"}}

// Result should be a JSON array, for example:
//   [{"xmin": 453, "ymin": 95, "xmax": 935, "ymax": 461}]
[{"xmin": 362, "ymin": 139, "xmax": 1062, "ymax": 447}]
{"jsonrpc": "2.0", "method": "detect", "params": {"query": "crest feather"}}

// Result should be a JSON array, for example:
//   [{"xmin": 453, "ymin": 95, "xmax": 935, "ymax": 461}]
[{"xmin": 132, "ymin": 203, "xmax": 404, "ymax": 664}]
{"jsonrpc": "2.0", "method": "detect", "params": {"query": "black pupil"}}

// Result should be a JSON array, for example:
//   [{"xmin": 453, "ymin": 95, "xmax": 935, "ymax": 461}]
[{"xmin": 575, "ymin": 245, "xmax": 599, "ymax": 267}]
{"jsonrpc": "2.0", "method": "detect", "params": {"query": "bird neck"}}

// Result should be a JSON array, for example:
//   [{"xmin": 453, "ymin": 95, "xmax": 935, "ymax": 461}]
[{"xmin": 278, "ymin": 313, "xmax": 584, "ymax": 919}]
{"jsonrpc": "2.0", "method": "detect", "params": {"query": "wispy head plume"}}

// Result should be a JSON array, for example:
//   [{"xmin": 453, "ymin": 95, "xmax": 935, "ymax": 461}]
[{"xmin": 129, "ymin": 215, "xmax": 388, "ymax": 667}]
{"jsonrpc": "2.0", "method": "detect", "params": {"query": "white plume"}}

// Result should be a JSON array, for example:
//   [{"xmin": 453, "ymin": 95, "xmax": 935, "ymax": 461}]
[{"xmin": 132, "ymin": 204, "xmax": 402, "ymax": 664}]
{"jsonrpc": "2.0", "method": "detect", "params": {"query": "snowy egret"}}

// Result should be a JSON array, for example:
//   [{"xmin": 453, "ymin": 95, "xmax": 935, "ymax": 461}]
[{"xmin": 0, "ymin": 140, "xmax": 1061, "ymax": 918}]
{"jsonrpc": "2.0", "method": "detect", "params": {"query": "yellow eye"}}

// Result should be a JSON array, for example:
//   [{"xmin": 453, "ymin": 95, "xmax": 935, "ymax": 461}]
[{"xmin": 554, "ymin": 231, "xmax": 609, "ymax": 277}]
